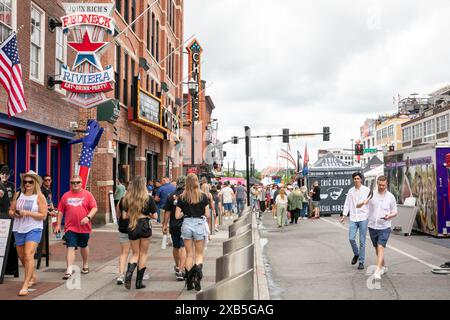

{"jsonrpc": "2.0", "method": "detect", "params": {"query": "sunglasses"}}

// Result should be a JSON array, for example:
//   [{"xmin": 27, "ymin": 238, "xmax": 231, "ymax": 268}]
[
  {"xmin": 24, "ymin": 180, "xmax": 35, "ymax": 185},
  {"xmin": 71, "ymin": 181, "xmax": 81, "ymax": 185},
  {"xmin": 44, "ymin": 178, "xmax": 52, "ymax": 181}
]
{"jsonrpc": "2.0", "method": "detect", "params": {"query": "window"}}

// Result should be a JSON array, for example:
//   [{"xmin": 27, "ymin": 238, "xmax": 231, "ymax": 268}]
[
  {"xmin": 151, "ymin": 79, "xmax": 154, "ymax": 94},
  {"xmin": 30, "ymin": 3, "xmax": 44, "ymax": 82},
  {"xmin": 423, "ymin": 119, "xmax": 435, "ymax": 142},
  {"xmin": 146, "ymin": 75, "xmax": 149, "ymax": 92},
  {"xmin": 156, "ymin": 20, "xmax": 159, "ymax": 62},
  {"xmin": 376, "ymin": 130, "xmax": 381, "ymax": 141},
  {"xmin": 124, "ymin": 0, "xmax": 129, "ymax": 23},
  {"xmin": 131, "ymin": 0, "xmax": 135, "ymax": 31},
  {"xmin": 0, "ymin": 0, "xmax": 13, "ymax": 42},
  {"xmin": 388, "ymin": 125, "xmax": 394, "ymax": 137},
  {"xmin": 29, "ymin": 140, "xmax": 38, "ymax": 173},
  {"xmin": 115, "ymin": 0, "xmax": 121, "ymax": 13},
  {"xmin": 436, "ymin": 114, "xmax": 449, "ymax": 133},
  {"xmin": 151, "ymin": 13, "xmax": 155, "ymax": 57},
  {"xmin": 413, "ymin": 123, "xmax": 422, "ymax": 140},
  {"xmin": 146, "ymin": 6, "xmax": 150, "ymax": 52},
  {"xmin": 55, "ymin": 28, "xmax": 67, "ymax": 93},
  {"xmin": 402, "ymin": 127, "xmax": 411, "ymax": 142},
  {"xmin": 115, "ymin": 44, "xmax": 121, "ymax": 100},
  {"xmin": 123, "ymin": 52, "xmax": 128, "ymax": 105}
]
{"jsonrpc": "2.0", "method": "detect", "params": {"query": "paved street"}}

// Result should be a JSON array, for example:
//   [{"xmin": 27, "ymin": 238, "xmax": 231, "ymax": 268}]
[
  {"xmin": 258, "ymin": 211, "xmax": 450, "ymax": 300},
  {"xmin": 0, "ymin": 222, "xmax": 229, "ymax": 300}
]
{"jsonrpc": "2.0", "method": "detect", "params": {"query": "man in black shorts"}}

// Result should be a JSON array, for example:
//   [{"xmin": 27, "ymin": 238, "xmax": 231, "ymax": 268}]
[{"xmin": 163, "ymin": 176, "xmax": 186, "ymax": 281}]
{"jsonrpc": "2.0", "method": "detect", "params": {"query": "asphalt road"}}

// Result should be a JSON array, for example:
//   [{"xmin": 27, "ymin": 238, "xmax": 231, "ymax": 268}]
[{"xmin": 258, "ymin": 211, "xmax": 450, "ymax": 300}]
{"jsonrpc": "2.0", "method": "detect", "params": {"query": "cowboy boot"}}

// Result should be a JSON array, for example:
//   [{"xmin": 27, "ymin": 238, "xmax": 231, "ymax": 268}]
[
  {"xmin": 185, "ymin": 267, "xmax": 194, "ymax": 290},
  {"xmin": 124, "ymin": 262, "xmax": 137, "ymax": 290},
  {"xmin": 136, "ymin": 267, "xmax": 146, "ymax": 289},
  {"xmin": 194, "ymin": 264, "xmax": 203, "ymax": 291}
]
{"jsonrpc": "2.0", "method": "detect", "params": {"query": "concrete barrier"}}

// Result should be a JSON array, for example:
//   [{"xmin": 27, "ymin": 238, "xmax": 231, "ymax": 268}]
[
  {"xmin": 229, "ymin": 223, "xmax": 252, "ymax": 238},
  {"xmin": 216, "ymin": 243, "xmax": 254, "ymax": 282},
  {"xmin": 223, "ymin": 229, "xmax": 253, "ymax": 255},
  {"xmin": 196, "ymin": 269, "xmax": 254, "ymax": 300}
]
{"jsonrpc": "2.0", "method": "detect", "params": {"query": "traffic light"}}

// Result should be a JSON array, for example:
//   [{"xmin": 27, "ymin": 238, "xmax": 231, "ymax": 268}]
[
  {"xmin": 232, "ymin": 136, "xmax": 239, "ymax": 144},
  {"xmin": 223, "ymin": 151, "xmax": 227, "ymax": 158},
  {"xmin": 282, "ymin": 128, "xmax": 289, "ymax": 143},
  {"xmin": 355, "ymin": 144, "xmax": 364, "ymax": 156},
  {"xmin": 323, "ymin": 126, "xmax": 330, "ymax": 141}
]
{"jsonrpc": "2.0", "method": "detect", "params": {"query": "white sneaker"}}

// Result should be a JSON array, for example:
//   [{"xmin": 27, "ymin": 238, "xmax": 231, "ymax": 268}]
[
  {"xmin": 373, "ymin": 269, "xmax": 381, "ymax": 280},
  {"xmin": 116, "ymin": 274, "xmax": 124, "ymax": 285},
  {"xmin": 380, "ymin": 266, "xmax": 388, "ymax": 275},
  {"xmin": 143, "ymin": 272, "xmax": 150, "ymax": 280}
]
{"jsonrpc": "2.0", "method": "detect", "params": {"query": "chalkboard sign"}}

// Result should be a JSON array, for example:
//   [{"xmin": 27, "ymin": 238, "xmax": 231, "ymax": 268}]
[{"xmin": 0, "ymin": 218, "xmax": 13, "ymax": 284}]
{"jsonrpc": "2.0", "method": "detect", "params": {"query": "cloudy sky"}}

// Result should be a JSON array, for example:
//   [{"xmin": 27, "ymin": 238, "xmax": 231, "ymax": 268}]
[{"xmin": 184, "ymin": 0, "xmax": 450, "ymax": 171}]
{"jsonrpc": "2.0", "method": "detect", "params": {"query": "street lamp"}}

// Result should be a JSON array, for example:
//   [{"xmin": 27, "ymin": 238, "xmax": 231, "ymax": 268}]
[{"xmin": 188, "ymin": 77, "xmax": 198, "ymax": 166}]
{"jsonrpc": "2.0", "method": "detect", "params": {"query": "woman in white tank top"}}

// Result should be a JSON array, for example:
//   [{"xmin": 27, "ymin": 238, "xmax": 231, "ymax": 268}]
[{"xmin": 8, "ymin": 171, "xmax": 47, "ymax": 297}]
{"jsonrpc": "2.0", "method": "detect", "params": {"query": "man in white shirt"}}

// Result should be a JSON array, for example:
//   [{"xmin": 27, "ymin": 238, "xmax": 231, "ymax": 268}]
[
  {"xmin": 219, "ymin": 182, "xmax": 235, "ymax": 220},
  {"xmin": 358, "ymin": 175, "xmax": 397, "ymax": 280},
  {"xmin": 341, "ymin": 172, "xmax": 371, "ymax": 270}
]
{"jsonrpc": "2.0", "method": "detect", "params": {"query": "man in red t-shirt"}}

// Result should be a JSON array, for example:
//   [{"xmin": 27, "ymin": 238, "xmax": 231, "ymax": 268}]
[{"xmin": 55, "ymin": 175, "xmax": 98, "ymax": 280}]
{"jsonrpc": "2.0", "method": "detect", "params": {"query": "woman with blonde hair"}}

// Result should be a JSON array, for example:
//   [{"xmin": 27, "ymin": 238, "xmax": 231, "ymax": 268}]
[
  {"xmin": 8, "ymin": 171, "xmax": 47, "ymax": 296},
  {"xmin": 175, "ymin": 173, "xmax": 210, "ymax": 291},
  {"xmin": 119, "ymin": 176, "xmax": 157, "ymax": 290},
  {"xmin": 274, "ymin": 188, "xmax": 288, "ymax": 228}
]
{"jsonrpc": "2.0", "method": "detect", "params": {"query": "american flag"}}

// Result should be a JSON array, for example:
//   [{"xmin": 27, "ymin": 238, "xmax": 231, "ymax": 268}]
[
  {"xmin": 80, "ymin": 146, "xmax": 94, "ymax": 167},
  {"xmin": 0, "ymin": 33, "xmax": 27, "ymax": 117}
]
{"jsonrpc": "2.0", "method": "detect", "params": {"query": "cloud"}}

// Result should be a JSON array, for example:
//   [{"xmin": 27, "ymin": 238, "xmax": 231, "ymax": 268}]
[{"xmin": 185, "ymin": 0, "xmax": 450, "ymax": 170}]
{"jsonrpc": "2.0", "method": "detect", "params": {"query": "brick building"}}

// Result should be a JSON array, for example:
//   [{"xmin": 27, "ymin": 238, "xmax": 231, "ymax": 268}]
[{"xmin": 0, "ymin": 0, "xmax": 185, "ymax": 225}]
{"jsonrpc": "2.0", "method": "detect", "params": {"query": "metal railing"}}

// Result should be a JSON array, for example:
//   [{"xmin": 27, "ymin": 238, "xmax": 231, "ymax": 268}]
[
  {"xmin": 223, "ymin": 229, "xmax": 253, "ymax": 255},
  {"xmin": 196, "ymin": 269, "xmax": 254, "ymax": 300},
  {"xmin": 229, "ymin": 223, "xmax": 252, "ymax": 238},
  {"xmin": 216, "ymin": 243, "xmax": 254, "ymax": 282}
]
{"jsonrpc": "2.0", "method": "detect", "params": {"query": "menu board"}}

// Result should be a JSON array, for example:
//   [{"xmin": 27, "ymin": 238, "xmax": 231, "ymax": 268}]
[{"xmin": 0, "ymin": 219, "xmax": 13, "ymax": 284}]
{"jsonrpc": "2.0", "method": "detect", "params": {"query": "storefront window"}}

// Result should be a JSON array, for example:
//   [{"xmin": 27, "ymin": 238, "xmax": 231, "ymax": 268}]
[{"xmin": 0, "ymin": 0, "xmax": 13, "ymax": 42}]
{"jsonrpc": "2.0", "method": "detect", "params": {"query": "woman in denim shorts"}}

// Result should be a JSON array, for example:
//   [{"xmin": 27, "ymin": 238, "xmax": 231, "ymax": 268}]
[
  {"xmin": 9, "ymin": 171, "xmax": 47, "ymax": 296},
  {"xmin": 175, "ymin": 173, "xmax": 210, "ymax": 291}
]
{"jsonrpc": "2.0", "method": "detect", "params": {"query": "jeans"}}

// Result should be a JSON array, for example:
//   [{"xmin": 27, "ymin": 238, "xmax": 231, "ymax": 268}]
[
  {"xmin": 300, "ymin": 204, "xmax": 308, "ymax": 218},
  {"xmin": 236, "ymin": 199, "xmax": 245, "ymax": 215},
  {"xmin": 349, "ymin": 219, "xmax": 368, "ymax": 264},
  {"xmin": 277, "ymin": 205, "xmax": 287, "ymax": 227}
]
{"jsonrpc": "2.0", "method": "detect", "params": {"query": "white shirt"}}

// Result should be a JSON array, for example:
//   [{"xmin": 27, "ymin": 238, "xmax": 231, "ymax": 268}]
[
  {"xmin": 367, "ymin": 190, "xmax": 398, "ymax": 230},
  {"xmin": 275, "ymin": 195, "xmax": 288, "ymax": 206},
  {"xmin": 13, "ymin": 193, "xmax": 43, "ymax": 233},
  {"xmin": 220, "ymin": 187, "xmax": 234, "ymax": 204},
  {"xmin": 342, "ymin": 185, "xmax": 371, "ymax": 222}
]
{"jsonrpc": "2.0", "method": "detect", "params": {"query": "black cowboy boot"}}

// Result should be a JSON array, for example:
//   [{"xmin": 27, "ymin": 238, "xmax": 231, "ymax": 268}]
[
  {"xmin": 185, "ymin": 268, "xmax": 194, "ymax": 290},
  {"xmin": 193, "ymin": 264, "xmax": 203, "ymax": 291},
  {"xmin": 136, "ymin": 267, "xmax": 146, "ymax": 289},
  {"xmin": 124, "ymin": 262, "xmax": 137, "ymax": 290}
]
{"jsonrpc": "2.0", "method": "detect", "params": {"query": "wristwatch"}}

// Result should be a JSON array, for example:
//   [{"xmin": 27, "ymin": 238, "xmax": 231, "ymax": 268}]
[{"xmin": 87, "ymin": 216, "xmax": 91, "ymax": 221}]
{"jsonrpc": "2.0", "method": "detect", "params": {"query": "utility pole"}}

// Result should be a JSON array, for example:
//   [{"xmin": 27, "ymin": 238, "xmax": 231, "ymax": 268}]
[
  {"xmin": 351, "ymin": 138, "xmax": 354, "ymax": 166},
  {"xmin": 245, "ymin": 126, "xmax": 251, "ymax": 205},
  {"xmin": 233, "ymin": 161, "xmax": 235, "ymax": 177}
]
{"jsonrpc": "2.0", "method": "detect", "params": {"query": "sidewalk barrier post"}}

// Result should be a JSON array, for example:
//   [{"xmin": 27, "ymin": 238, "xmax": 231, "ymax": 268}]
[
  {"xmin": 196, "ymin": 269, "xmax": 254, "ymax": 300},
  {"xmin": 229, "ymin": 223, "xmax": 252, "ymax": 238},
  {"xmin": 229, "ymin": 215, "xmax": 251, "ymax": 235},
  {"xmin": 216, "ymin": 243, "xmax": 254, "ymax": 282},
  {"xmin": 223, "ymin": 229, "xmax": 253, "ymax": 255}
]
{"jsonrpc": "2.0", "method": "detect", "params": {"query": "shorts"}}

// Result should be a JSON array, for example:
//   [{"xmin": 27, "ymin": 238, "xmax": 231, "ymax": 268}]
[
  {"xmin": 65, "ymin": 231, "xmax": 90, "ymax": 248},
  {"xmin": 128, "ymin": 218, "xmax": 152, "ymax": 240},
  {"xmin": 13, "ymin": 229, "xmax": 43, "ymax": 246},
  {"xmin": 223, "ymin": 203, "xmax": 233, "ymax": 211},
  {"xmin": 312, "ymin": 201, "xmax": 320, "ymax": 209},
  {"xmin": 119, "ymin": 232, "xmax": 129, "ymax": 243},
  {"xmin": 170, "ymin": 231, "xmax": 185, "ymax": 249},
  {"xmin": 181, "ymin": 217, "xmax": 208, "ymax": 241},
  {"xmin": 368, "ymin": 228, "xmax": 391, "ymax": 248}
]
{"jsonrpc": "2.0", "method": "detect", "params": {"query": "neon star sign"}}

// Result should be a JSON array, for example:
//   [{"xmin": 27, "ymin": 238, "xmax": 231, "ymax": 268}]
[{"xmin": 68, "ymin": 30, "xmax": 107, "ymax": 69}]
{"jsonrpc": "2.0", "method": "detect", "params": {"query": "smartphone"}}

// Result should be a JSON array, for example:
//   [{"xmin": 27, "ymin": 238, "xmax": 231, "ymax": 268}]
[{"xmin": 16, "ymin": 210, "xmax": 21, "ymax": 216}]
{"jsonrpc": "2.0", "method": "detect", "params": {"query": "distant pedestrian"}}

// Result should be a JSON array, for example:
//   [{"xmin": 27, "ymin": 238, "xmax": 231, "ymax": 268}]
[
  {"xmin": 341, "ymin": 172, "xmax": 371, "ymax": 270},
  {"xmin": 235, "ymin": 182, "xmax": 246, "ymax": 216},
  {"xmin": 8, "ymin": 171, "xmax": 47, "ymax": 296},
  {"xmin": 175, "ymin": 173, "xmax": 210, "ymax": 291},
  {"xmin": 257, "ymin": 186, "xmax": 266, "ymax": 214},
  {"xmin": 201, "ymin": 182, "xmax": 215, "ymax": 236},
  {"xmin": 288, "ymin": 186, "xmax": 304, "ymax": 224},
  {"xmin": 357, "ymin": 176, "xmax": 397, "ymax": 280},
  {"xmin": 115, "ymin": 192, "xmax": 131, "ymax": 285},
  {"xmin": 250, "ymin": 185, "xmax": 259, "ymax": 212},
  {"xmin": 210, "ymin": 185, "xmax": 220, "ymax": 232},
  {"xmin": 120, "ymin": 176, "xmax": 158, "ymax": 289},
  {"xmin": 146, "ymin": 180, "xmax": 154, "ymax": 194},
  {"xmin": 163, "ymin": 176, "xmax": 187, "ymax": 281},
  {"xmin": 114, "ymin": 178, "xmax": 126, "ymax": 207},
  {"xmin": 300, "ymin": 186, "xmax": 309, "ymax": 220},
  {"xmin": 55, "ymin": 175, "xmax": 98, "ymax": 281},
  {"xmin": 154, "ymin": 177, "xmax": 176, "ymax": 223},
  {"xmin": 265, "ymin": 187, "xmax": 271, "ymax": 212},
  {"xmin": 310, "ymin": 181, "xmax": 321, "ymax": 219},
  {"xmin": 219, "ymin": 181, "xmax": 234, "ymax": 220},
  {"xmin": 275, "ymin": 188, "xmax": 288, "ymax": 228}
]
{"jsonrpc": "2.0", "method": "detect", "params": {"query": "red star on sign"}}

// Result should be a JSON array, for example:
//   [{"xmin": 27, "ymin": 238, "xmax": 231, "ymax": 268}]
[{"xmin": 68, "ymin": 30, "xmax": 107, "ymax": 69}]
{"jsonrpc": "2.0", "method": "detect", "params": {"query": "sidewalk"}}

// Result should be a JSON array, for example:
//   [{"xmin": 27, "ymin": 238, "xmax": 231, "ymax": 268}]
[{"xmin": 0, "ymin": 221, "xmax": 230, "ymax": 300}]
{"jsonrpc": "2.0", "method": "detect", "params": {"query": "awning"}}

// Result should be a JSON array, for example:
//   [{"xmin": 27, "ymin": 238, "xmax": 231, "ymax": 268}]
[
  {"xmin": 131, "ymin": 121, "xmax": 164, "ymax": 140},
  {"xmin": 0, "ymin": 112, "xmax": 74, "ymax": 140}
]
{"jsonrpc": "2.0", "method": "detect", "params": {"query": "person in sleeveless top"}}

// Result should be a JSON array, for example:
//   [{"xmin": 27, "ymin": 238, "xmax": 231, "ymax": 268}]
[{"xmin": 8, "ymin": 171, "xmax": 47, "ymax": 297}]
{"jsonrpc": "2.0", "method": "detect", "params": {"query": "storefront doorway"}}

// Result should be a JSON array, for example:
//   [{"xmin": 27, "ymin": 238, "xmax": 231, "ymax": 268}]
[{"xmin": 146, "ymin": 151, "xmax": 158, "ymax": 182}]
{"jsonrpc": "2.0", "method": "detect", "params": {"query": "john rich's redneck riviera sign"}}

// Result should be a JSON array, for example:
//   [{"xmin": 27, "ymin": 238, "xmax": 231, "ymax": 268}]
[{"xmin": 60, "ymin": 3, "xmax": 115, "ymax": 108}]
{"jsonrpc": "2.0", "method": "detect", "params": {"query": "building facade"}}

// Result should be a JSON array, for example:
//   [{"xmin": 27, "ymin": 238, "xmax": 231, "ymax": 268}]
[
  {"xmin": 375, "ymin": 114, "xmax": 410, "ymax": 153},
  {"xmin": 359, "ymin": 118, "xmax": 378, "ymax": 167},
  {"xmin": 317, "ymin": 148, "xmax": 354, "ymax": 166}
]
